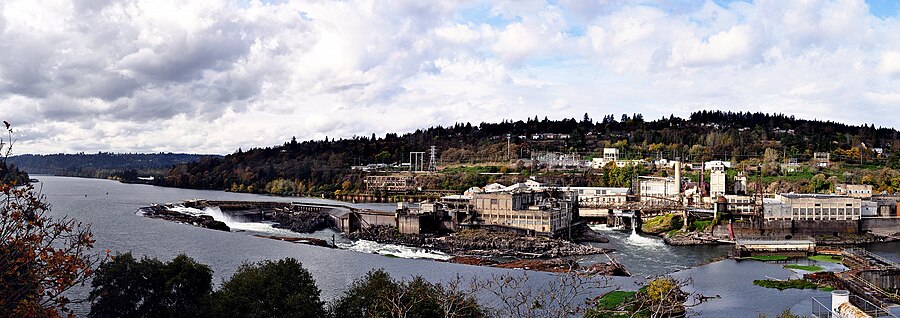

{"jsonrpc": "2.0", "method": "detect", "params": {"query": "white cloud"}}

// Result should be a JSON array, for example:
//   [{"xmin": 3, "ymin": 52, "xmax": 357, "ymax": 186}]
[
  {"xmin": 0, "ymin": 0, "xmax": 898, "ymax": 154},
  {"xmin": 878, "ymin": 51, "xmax": 900, "ymax": 76}
]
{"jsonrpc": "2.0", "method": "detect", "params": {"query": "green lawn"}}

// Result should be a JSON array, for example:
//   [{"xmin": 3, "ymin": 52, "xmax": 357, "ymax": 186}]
[
  {"xmin": 595, "ymin": 291, "xmax": 637, "ymax": 311},
  {"xmin": 784, "ymin": 264, "xmax": 824, "ymax": 272},
  {"xmin": 753, "ymin": 279, "xmax": 821, "ymax": 290},
  {"xmin": 641, "ymin": 214, "xmax": 681, "ymax": 234},
  {"xmin": 808, "ymin": 255, "xmax": 843, "ymax": 264}
]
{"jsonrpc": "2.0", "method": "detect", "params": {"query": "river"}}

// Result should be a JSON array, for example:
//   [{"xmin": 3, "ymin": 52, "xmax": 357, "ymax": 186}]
[{"xmin": 32, "ymin": 176, "xmax": 900, "ymax": 317}]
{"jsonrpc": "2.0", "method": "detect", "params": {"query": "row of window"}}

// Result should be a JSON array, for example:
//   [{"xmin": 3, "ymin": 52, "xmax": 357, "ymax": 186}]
[
  {"xmin": 495, "ymin": 219, "xmax": 549, "ymax": 226},
  {"xmin": 481, "ymin": 213, "xmax": 549, "ymax": 220},
  {"xmin": 791, "ymin": 208, "xmax": 860, "ymax": 215}
]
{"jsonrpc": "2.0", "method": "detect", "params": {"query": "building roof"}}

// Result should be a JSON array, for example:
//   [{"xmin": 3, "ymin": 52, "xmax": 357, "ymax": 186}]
[
  {"xmin": 554, "ymin": 186, "xmax": 630, "ymax": 194},
  {"xmin": 736, "ymin": 239, "xmax": 814, "ymax": 245},
  {"xmin": 441, "ymin": 194, "xmax": 473, "ymax": 200},
  {"xmin": 779, "ymin": 193, "xmax": 854, "ymax": 200}
]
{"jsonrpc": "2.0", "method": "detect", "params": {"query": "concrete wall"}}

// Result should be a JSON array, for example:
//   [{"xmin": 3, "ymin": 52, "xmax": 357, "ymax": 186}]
[
  {"xmin": 718, "ymin": 219, "xmax": 860, "ymax": 239},
  {"xmin": 858, "ymin": 269, "xmax": 900, "ymax": 292},
  {"xmin": 792, "ymin": 220, "xmax": 859, "ymax": 235},
  {"xmin": 861, "ymin": 217, "xmax": 900, "ymax": 235},
  {"xmin": 398, "ymin": 214, "xmax": 421, "ymax": 234}
]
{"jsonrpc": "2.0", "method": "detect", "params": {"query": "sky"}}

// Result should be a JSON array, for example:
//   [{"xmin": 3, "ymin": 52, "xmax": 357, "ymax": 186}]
[{"xmin": 1, "ymin": 0, "xmax": 899, "ymax": 155}]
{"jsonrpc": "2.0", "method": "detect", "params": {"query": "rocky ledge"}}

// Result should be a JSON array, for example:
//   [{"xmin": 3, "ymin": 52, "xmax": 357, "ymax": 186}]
[
  {"xmin": 137, "ymin": 205, "xmax": 230, "ymax": 232},
  {"xmin": 253, "ymin": 235, "xmax": 334, "ymax": 248},
  {"xmin": 272, "ymin": 211, "xmax": 331, "ymax": 233},
  {"xmin": 570, "ymin": 223, "xmax": 610, "ymax": 243}
]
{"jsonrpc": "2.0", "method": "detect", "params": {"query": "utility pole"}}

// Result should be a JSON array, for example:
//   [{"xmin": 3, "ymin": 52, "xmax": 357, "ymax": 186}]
[{"xmin": 507, "ymin": 134, "xmax": 511, "ymax": 161}]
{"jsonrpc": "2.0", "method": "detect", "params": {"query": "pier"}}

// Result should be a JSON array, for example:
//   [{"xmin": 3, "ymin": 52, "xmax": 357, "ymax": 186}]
[{"xmin": 734, "ymin": 239, "xmax": 816, "ymax": 257}]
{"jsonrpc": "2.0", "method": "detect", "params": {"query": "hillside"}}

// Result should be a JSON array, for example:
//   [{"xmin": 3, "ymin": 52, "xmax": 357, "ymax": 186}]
[
  {"xmin": 160, "ymin": 111, "xmax": 900, "ymax": 196},
  {"xmin": 9, "ymin": 153, "xmax": 217, "ymax": 180}
]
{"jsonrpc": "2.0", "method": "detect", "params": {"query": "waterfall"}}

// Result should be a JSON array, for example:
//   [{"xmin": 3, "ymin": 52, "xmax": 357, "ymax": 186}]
[
  {"xmin": 626, "ymin": 214, "xmax": 664, "ymax": 247},
  {"xmin": 167, "ymin": 205, "xmax": 296, "ymax": 235},
  {"xmin": 202, "ymin": 207, "xmax": 234, "ymax": 224},
  {"xmin": 631, "ymin": 215, "xmax": 637, "ymax": 235}
]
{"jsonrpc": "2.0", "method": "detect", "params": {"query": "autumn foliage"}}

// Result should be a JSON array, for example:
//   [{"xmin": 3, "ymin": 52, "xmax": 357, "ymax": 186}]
[{"xmin": 1, "ymin": 122, "xmax": 99, "ymax": 317}]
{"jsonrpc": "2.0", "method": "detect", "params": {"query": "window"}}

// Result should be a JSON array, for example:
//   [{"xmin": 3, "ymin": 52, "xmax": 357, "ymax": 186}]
[{"xmin": 490, "ymin": 199, "xmax": 498, "ymax": 205}]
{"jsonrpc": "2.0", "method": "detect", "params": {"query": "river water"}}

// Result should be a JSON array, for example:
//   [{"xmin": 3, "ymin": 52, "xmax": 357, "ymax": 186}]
[{"xmin": 32, "ymin": 176, "xmax": 900, "ymax": 317}]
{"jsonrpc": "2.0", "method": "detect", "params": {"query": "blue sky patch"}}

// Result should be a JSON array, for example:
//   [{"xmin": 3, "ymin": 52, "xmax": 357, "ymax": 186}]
[{"xmin": 866, "ymin": 0, "xmax": 899, "ymax": 18}]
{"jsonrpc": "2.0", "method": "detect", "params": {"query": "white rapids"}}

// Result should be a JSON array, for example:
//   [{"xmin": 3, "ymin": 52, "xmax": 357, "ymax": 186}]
[
  {"xmin": 166, "ymin": 205, "xmax": 299, "ymax": 237},
  {"xmin": 165, "ymin": 205, "xmax": 450, "ymax": 260},
  {"xmin": 588, "ymin": 223, "xmax": 665, "ymax": 247},
  {"xmin": 336, "ymin": 240, "xmax": 452, "ymax": 261}
]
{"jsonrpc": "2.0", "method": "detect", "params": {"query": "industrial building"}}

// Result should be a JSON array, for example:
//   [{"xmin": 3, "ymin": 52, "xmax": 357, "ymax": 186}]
[
  {"xmin": 554, "ymin": 186, "xmax": 632, "ymax": 218},
  {"xmin": 710, "ymin": 165, "xmax": 726, "ymax": 198},
  {"xmin": 835, "ymin": 184, "xmax": 874, "ymax": 198},
  {"xmin": 364, "ymin": 175, "xmax": 415, "ymax": 193},
  {"xmin": 590, "ymin": 148, "xmax": 648, "ymax": 169},
  {"xmin": 470, "ymin": 190, "xmax": 576, "ymax": 236},
  {"xmin": 638, "ymin": 176, "xmax": 680, "ymax": 203},
  {"xmin": 763, "ymin": 194, "xmax": 862, "ymax": 221}
]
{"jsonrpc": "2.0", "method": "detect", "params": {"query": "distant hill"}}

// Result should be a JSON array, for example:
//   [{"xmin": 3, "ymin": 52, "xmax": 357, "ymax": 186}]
[{"xmin": 9, "ymin": 153, "xmax": 219, "ymax": 179}]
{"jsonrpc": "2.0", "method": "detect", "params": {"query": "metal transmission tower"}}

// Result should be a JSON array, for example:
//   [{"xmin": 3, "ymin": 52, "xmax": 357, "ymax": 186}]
[
  {"xmin": 409, "ymin": 152, "xmax": 425, "ymax": 172},
  {"xmin": 428, "ymin": 146, "xmax": 438, "ymax": 171}
]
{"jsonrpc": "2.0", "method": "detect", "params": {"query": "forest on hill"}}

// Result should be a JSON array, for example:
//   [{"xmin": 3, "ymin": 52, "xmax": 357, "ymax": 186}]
[
  {"xmin": 9, "ymin": 153, "xmax": 217, "ymax": 180},
  {"xmin": 0, "ymin": 161, "xmax": 29, "ymax": 185},
  {"xmin": 160, "ymin": 111, "xmax": 900, "ymax": 196}
]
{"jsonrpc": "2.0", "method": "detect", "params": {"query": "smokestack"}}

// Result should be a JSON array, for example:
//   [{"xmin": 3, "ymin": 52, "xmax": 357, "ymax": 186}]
[{"xmin": 674, "ymin": 161, "xmax": 682, "ymax": 194}]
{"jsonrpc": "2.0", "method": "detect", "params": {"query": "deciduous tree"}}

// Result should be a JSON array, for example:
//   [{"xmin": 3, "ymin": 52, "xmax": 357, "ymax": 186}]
[{"xmin": 1, "ymin": 122, "xmax": 99, "ymax": 317}]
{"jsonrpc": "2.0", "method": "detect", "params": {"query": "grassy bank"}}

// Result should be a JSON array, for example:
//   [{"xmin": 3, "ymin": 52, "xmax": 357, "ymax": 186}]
[
  {"xmin": 595, "ymin": 291, "xmax": 637, "ymax": 311},
  {"xmin": 753, "ymin": 279, "xmax": 830, "ymax": 291},
  {"xmin": 808, "ymin": 255, "xmax": 843, "ymax": 264},
  {"xmin": 641, "ymin": 214, "xmax": 681, "ymax": 234}
]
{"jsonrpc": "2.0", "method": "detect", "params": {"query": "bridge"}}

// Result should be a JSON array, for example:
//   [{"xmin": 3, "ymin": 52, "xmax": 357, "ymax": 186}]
[{"xmin": 287, "ymin": 202, "xmax": 397, "ymax": 235}]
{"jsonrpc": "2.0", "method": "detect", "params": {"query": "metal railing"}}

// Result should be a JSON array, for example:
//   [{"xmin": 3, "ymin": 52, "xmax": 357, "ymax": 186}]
[
  {"xmin": 811, "ymin": 295, "xmax": 897, "ymax": 318},
  {"xmin": 847, "ymin": 273, "xmax": 900, "ymax": 303},
  {"xmin": 844, "ymin": 248, "xmax": 900, "ymax": 270}
]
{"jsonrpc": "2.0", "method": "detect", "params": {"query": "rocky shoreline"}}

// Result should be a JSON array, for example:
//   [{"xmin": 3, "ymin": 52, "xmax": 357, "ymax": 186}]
[{"xmin": 446, "ymin": 257, "xmax": 630, "ymax": 276}]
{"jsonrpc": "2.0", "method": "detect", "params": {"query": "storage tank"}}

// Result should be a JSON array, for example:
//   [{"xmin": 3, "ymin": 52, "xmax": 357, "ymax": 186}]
[{"xmin": 831, "ymin": 290, "xmax": 850, "ymax": 314}]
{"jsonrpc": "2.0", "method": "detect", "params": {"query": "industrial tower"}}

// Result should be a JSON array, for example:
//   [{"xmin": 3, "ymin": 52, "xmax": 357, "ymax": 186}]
[{"xmin": 429, "ymin": 146, "xmax": 437, "ymax": 171}]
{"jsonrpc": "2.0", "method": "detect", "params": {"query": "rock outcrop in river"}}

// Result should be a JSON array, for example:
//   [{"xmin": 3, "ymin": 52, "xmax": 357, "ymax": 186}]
[
  {"xmin": 272, "ymin": 211, "xmax": 330, "ymax": 233},
  {"xmin": 137, "ymin": 205, "xmax": 230, "ymax": 232},
  {"xmin": 349, "ymin": 226, "xmax": 611, "ymax": 259}
]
